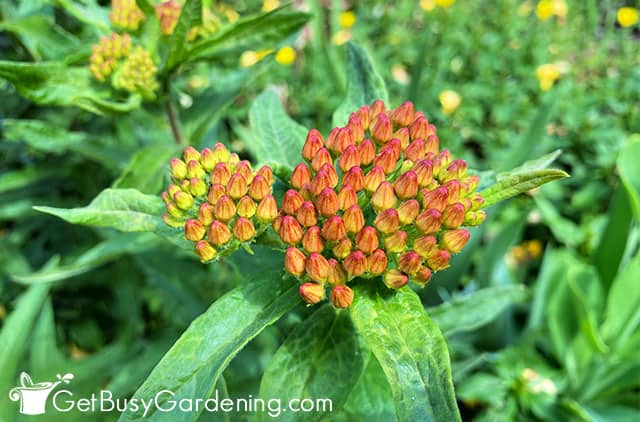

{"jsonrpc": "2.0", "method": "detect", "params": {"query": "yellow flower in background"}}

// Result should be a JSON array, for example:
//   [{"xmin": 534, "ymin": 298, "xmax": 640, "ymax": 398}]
[
  {"xmin": 339, "ymin": 11, "xmax": 357, "ymax": 29},
  {"xmin": 439, "ymin": 90, "xmax": 461, "ymax": 115},
  {"xmin": 262, "ymin": 0, "xmax": 280, "ymax": 12},
  {"xmin": 552, "ymin": 0, "xmax": 568, "ymax": 18},
  {"xmin": 435, "ymin": 0, "xmax": 456, "ymax": 7},
  {"xmin": 275, "ymin": 46, "xmax": 296, "ymax": 65},
  {"xmin": 536, "ymin": 63, "xmax": 561, "ymax": 91},
  {"xmin": 536, "ymin": 0, "xmax": 553, "ymax": 20},
  {"xmin": 240, "ymin": 49, "xmax": 273, "ymax": 67},
  {"xmin": 392, "ymin": 64, "xmax": 410, "ymax": 85},
  {"xmin": 332, "ymin": 30, "xmax": 352, "ymax": 45},
  {"xmin": 420, "ymin": 0, "xmax": 436, "ymax": 11},
  {"xmin": 617, "ymin": 7, "xmax": 639, "ymax": 27}
]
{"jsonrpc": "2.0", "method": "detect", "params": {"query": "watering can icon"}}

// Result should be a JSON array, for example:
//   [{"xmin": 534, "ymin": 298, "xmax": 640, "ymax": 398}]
[{"xmin": 8, "ymin": 372, "xmax": 74, "ymax": 415}]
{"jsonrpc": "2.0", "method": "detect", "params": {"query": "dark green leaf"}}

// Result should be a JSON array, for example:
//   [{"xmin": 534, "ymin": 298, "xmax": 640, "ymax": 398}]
[
  {"xmin": 618, "ymin": 140, "xmax": 640, "ymax": 221},
  {"xmin": 603, "ymin": 253, "xmax": 640, "ymax": 349},
  {"xmin": 113, "ymin": 144, "xmax": 178, "ymax": 193},
  {"xmin": 166, "ymin": 0, "xmax": 202, "ymax": 71}
]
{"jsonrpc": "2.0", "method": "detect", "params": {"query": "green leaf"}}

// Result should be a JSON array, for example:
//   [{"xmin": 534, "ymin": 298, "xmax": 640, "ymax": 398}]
[
  {"xmin": 187, "ymin": 7, "xmax": 310, "ymax": 63},
  {"xmin": 113, "ymin": 144, "xmax": 178, "ymax": 193},
  {"xmin": 618, "ymin": 139, "xmax": 640, "ymax": 221},
  {"xmin": 247, "ymin": 88, "xmax": 309, "ymax": 169},
  {"xmin": 257, "ymin": 305, "xmax": 363, "ymax": 421},
  {"xmin": 496, "ymin": 149, "xmax": 562, "ymax": 179},
  {"xmin": 0, "ymin": 61, "xmax": 141, "ymax": 115},
  {"xmin": 0, "ymin": 284, "xmax": 50, "ymax": 420},
  {"xmin": 51, "ymin": 0, "xmax": 110, "ymax": 32},
  {"xmin": 534, "ymin": 195, "xmax": 586, "ymax": 247},
  {"xmin": 428, "ymin": 285, "xmax": 528, "ymax": 336},
  {"xmin": 603, "ymin": 253, "xmax": 640, "ymax": 349},
  {"xmin": 165, "ymin": 0, "xmax": 202, "ymax": 71},
  {"xmin": 480, "ymin": 169, "xmax": 569, "ymax": 208},
  {"xmin": 350, "ymin": 286, "xmax": 461, "ymax": 421},
  {"xmin": 332, "ymin": 42, "xmax": 389, "ymax": 127},
  {"xmin": 119, "ymin": 275, "xmax": 299, "ymax": 421},
  {"xmin": 0, "ymin": 166, "xmax": 65, "ymax": 194},
  {"xmin": 0, "ymin": 15, "xmax": 80, "ymax": 60}
]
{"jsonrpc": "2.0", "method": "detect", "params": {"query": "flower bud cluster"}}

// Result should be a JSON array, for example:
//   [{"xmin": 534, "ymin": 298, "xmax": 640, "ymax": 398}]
[
  {"xmin": 110, "ymin": 0, "xmax": 145, "ymax": 31},
  {"xmin": 155, "ymin": 0, "xmax": 182, "ymax": 35},
  {"xmin": 162, "ymin": 144, "xmax": 277, "ymax": 263},
  {"xmin": 89, "ymin": 33, "xmax": 132, "ymax": 81},
  {"xmin": 113, "ymin": 46, "xmax": 159, "ymax": 97},
  {"xmin": 281, "ymin": 100, "xmax": 486, "ymax": 307}
]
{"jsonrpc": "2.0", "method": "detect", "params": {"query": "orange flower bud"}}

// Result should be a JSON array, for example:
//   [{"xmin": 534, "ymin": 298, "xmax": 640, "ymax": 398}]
[
  {"xmin": 208, "ymin": 220, "xmax": 232, "ymax": 246},
  {"xmin": 331, "ymin": 285, "xmax": 354, "ymax": 308},
  {"xmin": 214, "ymin": 195, "xmax": 236, "ymax": 222},
  {"xmin": 427, "ymin": 249, "xmax": 451, "ymax": 271},
  {"xmin": 327, "ymin": 259, "xmax": 347, "ymax": 285},
  {"xmin": 409, "ymin": 115, "xmax": 429, "ymax": 140},
  {"xmin": 236, "ymin": 196, "xmax": 257, "ymax": 218},
  {"xmin": 198, "ymin": 202, "xmax": 215, "ymax": 225},
  {"xmin": 282, "ymin": 189, "xmax": 304, "ymax": 215},
  {"xmin": 184, "ymin": 219, "xmax": 206, "ymax": 241},
  {"xmin": 299, "ymin": 282, "xmax": 324, "ymax": 304},
  {"xmin": 256, "ymin": 195, "xmax": 278, "ymax": 222},
  {"xmin": 235, "ymin": 161, "xmax": 253, "ymax": 182},
  {"xmin": 333, "ymin": 127, "xmax": 354, "ymax": 153},
  {"xmin": 405, "ymin": 139, "xmax": 425, "ymax": 162},
  {"xmin": 199, "ymin": 147, "xmax": 215, "ymax": 171},
  {"xmin": 306, "ymin": 252, "xmax": 330, "ymax": 282},
  {"xmin": 469, "ymin": 192, "xmax": 484, "ymax": 210},
  {"xmin": 189, "ymin": 178, "xmax": 207, "ymax": 197},
  {"xmin": 348, "ymin": 114, "xmax": 365, "ymax": 143},
  {"xmin": 256, "ymin": 165, "xmax": 273, "ymax": 186},
  {"xmin": 208, "ymin": 183, "xmax": 226, "ymax": 204},
  {"xmin": 322, "ymin": 216, "xmax": 347, "ymax": 242},
  {"xmin": 173, "ymin": 191, "xmax": 194, "ymax": 210},
  {"xmin": 195, "ymin": 240, "xmax": 217, "ymax": 262},
  {"xmin": 464, "ymin": 210, "xmax": 486, "ymax": 226},
  {"xmin": 374, "ymin": 208, "xmax": 400, "ymax": 234},
  {"xmin": 211, "ymin": 162, "xmax": 231, "ymax": 185},
  {"xmin": 355, "ymin": 226, "xmax": 379, "ymax": 254},
  {"xmin": 343, "ymin": 205, "xmax": 365, "ymax": 233},
  {"xmin": 279, "ymin": 215, "xmax": 304, "ymax": 245},
  {"xmin": 342, "ymin": 167, "xmax": 365, "ymax": 192},
  {"xmin": 394, "ymin": 171, "xmax": 419, "ymax": 199},
  {"xmin": 371, "ymin": 112, "xmax": 392, "ymax": 143},
  {"xmin": 414, "ymin": 235, "xmax": 438, "ymax": 258},
  {"xmin": 183, "ymin": 146, "xmax": 200, "ymax": 162},
  {"xmin": 441, "ymin": 229, "xmax": 470, "ymax": 253},
  {"xmin": 367, "ymin": 249, "xmax": 388, "ymax": 275},
  {"xmin": 310, "ymin": 170, "xmax": 333, "ymax": 196},
  {"xmin": 291, "ymin": 163, "xmax": 312, "ymax": 190},
  {"xmin": 424, "ymin": 135, "xmax": 439, "ymax": 155},
  {"xmin": 384, "ymin": 230, "xmax": 408, "ymax": 253},
  {"xmin": 384, "ymin": 269, "xmax": 408, "ymax": 289},
  {"xmin": 443, "ymin": 180, "xmax": 461, "ymax": 203},
  {"xmin": 233, "ymin": 217, "xmax": 256, "ymax": 241},
  {"xmin": 296, "ymin": 201, "xmax": 318, "ymax": 227},
  {"xmin": 302, "ymin": 226, "xmax": 325, "ymax": 254},
  {"xmin": 371, "ymin": 181, "xmax": 397, "ymax": 211},
  {"xmin": 285, "ymin": 247, "xmax": 306, "ymax": 277},
  {"xmin": 369, "ymin": 99, "xmax": 386, "ymax": 120},
  {"xmin": 187, "ymin": 160, "xmax": 205, "ymax": 179},
  {"xmin": 398, "ymin": 251, "xmax": 422, "ymax": 275},
  {"xmin": 273, "ymin": 216, "xmax": 283, "ymax": 233},
  {"xmin": 338, "ymin": 145, "xmax": 361, "ymax": 172},
  {"xmin": 170, "ymin": 158, "xmax": 187, "ymax": 180},
  {"xmin": 414, "ymin": 267, "xmax": 432, "ymax": 287},
  {"xmin": 316, "ymin": 188, "xmax": 339, "ymax": 217},
  {"xmin": 373, "ymin": 148, "xmax": 397, "ymax": 174},
  {"xmin": 209, "ymin": 143, "xmax": 229, "ymax": 163},
  {"xmin": 311, "ymin": 147, "xmax": 332, "ymax": 172},
  {"xmin": 364, "ymin": 166, "xmax": 386, "ymax": 192},
  {"xmin": 413, "ymin": 159, "xmax": 434, "ymax": 187},
  {"xmin": 357, "ymin": 139, "xmax": 376, "ymax": 166},
  {"xmin": 344, "ymin": 250, "xmax": 367, "ymax": 277},
  {"xmin": 416, "ymin": 209, "xmax": 442, "ymax": 234},
  {"xmin": 397, "ymin": 199, "xmax": 420, "ymax": 225},
  {"xmin": 463, "ymin": 174, "xmax": 480, "ymax": 194},
  {"xmin": 442, "ymin": 203, "xmax": 465, "ymax": 228},
  {"xmin": 338, "ymin": 185, "xmax": 358, "ymax": 210},
  {"xmin": 332, "ymin": 237, "xmax": 353, "ymax": 259},
  {"xmin": 441, "ymin": 159, "xmax": 467, "ymax": 182},
  {"xmin": 248, "ymin": 175, "xmax": 270, "ymax": 201},
  {"xmin": 299, "ymin": 183, "xmax": 313, "ymax": 201},
  {"xmin": 393, "ymin": 128, "xmax": 411, "ymax": 149},
  {"xmin": 356, "ymin": 105, "xmax": 371, "ymax": 129},
  {"xmin": 392, "ymin": 101, "xmax": 415, "ymax": 126},
  {"xmin": 422, "ymin": 186, "xmax": 449, "ymax": 211},
  {"xmin": 302, "ymin": 129, "xmax": 325, "ymax": 161},
  {"xmin": 227, "ymin": 173, "xmax": 248, "ymax": 199}
]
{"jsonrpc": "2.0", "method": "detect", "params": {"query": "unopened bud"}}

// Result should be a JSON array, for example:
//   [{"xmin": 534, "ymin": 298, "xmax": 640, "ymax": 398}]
[
  {"xmin": 409, "ymin": 115, "xmax": 429, "ymax": 140},
  {"xmin": 394, "ymin": 171, "xmax": 419, "ymax": 199},
  {"xmin": 422, "ymin": 186, "xmax": 449, "ymax": 211},
  {"xmin": 198, "ymin": 202, "xmax": 215, "ymax": 225},
  {"xmin": 283, "ymin": 189, "xmax": 304, "ymax": 215},
  {"xmin": 331, "ymin": 285, "xmax": 354, "ymax": 308},
  {"xmin": 392, "ymin": 101, "xmax": 415, "ymax": 126},
  {"xmin": 187, "ymin": 160, "xmax": 205, "ymax": 179},
  {"xmin": 369, "ymin": 99, "xmax": 386, "ymax": 120},
  {"xmin": 310, "ymin": 170, "xmax": 333, "ymax": 196},
  {"xmin": 367, "ymin": 249, "xmax": 388, "ymax": 275},
  {"xmin": 441, "ymin": 229, "xmax": 470, "ymax": 253},
  {"xmin": 338, "ymin": 145, "xmax": 360, "ymax": 172},
  {"xmin": 174, "ymin": 191, "xmax": 194, "ymax": 210},
  {"xmin": 233, "ymin": 217, "xmax": 256, "ymax": 241},
  {"xmin": 342, "ymin": 167, "xmax": 365, "ymax": 192},
  {"xmin": 200, "ymin": 147, "xmax": 215, "ymax": 171},
  {"xmin": 195, "ymin": 240, "xmax": 217, "ymax": 262},
  {"xmin": 464, "ymin": 210, "xmax": 486, "ymax": 226},
  {"xmin": 374, "ymin": 208, "xmax": 400, "ymax": 234},
  {"xmin": 327, "ymin": 259, "xmax": 347, "ymax": 285},
  {"xmin": 443, "ymin": 180, "xmax": 461, "ymax": 203},
  {"xmin": 166, "ymin": 202, "xmax": 185, "ymax": 219},
  {"xmin": 322, "ymin": 216, "xmax": 347, "ymax": 242},
  {"xmin": 344, "ymin": 251, "xmax": 367, "ymax": 277},
  {"xmin": 414, "ymin": 267, "xmax": 432, "ymax": 287},
  {"xmin": 306, "ymin": 253, "xmax": 329, "ymax": 282},
  {"xmin": 371, "ymin": 181, "xmax": 397, "ymax": 211},
  {"xmin": 343, "ymin": 205, "xmax": 365, "ymax": 233},
  {"xmin": 348, "ymin": 114, "xmax": 365, "ymax": 143},
  {"xmin": 320, "ymin": 163, "xmax": 339, "ymax": 188},
  {"xmin": 215, "ymin": 195, "xmax": 236, "ymax": 222},
  {"xmin": 302, "ymin": 129, "xmax": 325, "ymax": 161},
  {"xmin": 356, "ymin": 105, "xmax": 371, "ymax": 129},
  {"xmin": 371, "ymin": 112, "xmax": 393, "ymax": 143},
  {"xmin": 316, "ymin": 188, "xmax": 339, "ymax": 217},
  {"xmin": 416, "ymin": 209, "xmax": 442, "ymax": 234},
  {"xmin": 249, "ymin": 175, "xmax": 270, "ymax": 201},
  {"xmin": 291, "ymin": 163, "xmax": 312, "ymax": 190},
  {"xmin": 413, "ymin": 159, "xmax": 434, "ymax": 187},
  {"xmin": 397, "ymin": 199, "xmax": 420, "ymax": 225},
  {"xmin": 256, "ymin": 165, "xmax": 274, "ymax": 186},
  {"xmin": 427, "ymin": 249, "xmax": 451, "ymax": 271},
  {"xmin": 364, "ymin": 166, "xmax": 386, "ymax": 192},
  {"xmin": 208, "ymin": 183, "xmax": 226, "ymax": 204},
  {"xmin": 355, "ymin": 226, "xmax": 379, "ymax": 254},
  {"xmin": 208, "ymin": 220, "xmax": 232, "ymax": 246},
  {"xmin": 302, "ymin": 226, "xmax": 325, "ymax": 254},
  {"xmin": 385, "ymin": 139, "xmax": 402, "ymax": 161},
  {"xmin": 373, "ymin": 149, "xmax": 397, "ymax": 174},
  {"xmin": 424, "ymin": 135, "xmax": 439, "ymax": 155},
  {"xmin": 227, "ymin": 174, "xmax": 248, "ymax": 199},
  {"xmin": 332, "ymin": 237, "xmax": 352, "ymax": 259},
  {"xmin": 414, "ymin": 235, "xmax": 438, "ymax": 258},
  {"xmin": 296, "ymin": 201, "xmax": 318, "ymax": 227},
  {"xmin": 311, "ymin": 148, "xmax": 332, "ymax": 172},
  {"xmin": 235, "ymin": 161, "xmax": 253, "ymax": 183},
  {"xmin": 405, "ymin": 139, "xmax": 425, "ymax": 162},
  {"xmin": 468, "ymin": 193, "xmax": 484, "ymax": 210},
  {"xmin": 338, "ymin": 185, "xmax": 358, "ymax": 210},
  {"xmin": 358, "ymin": 139, "xmax": 376, "ymax": 166},
  {"xmin": 332, "ymin": 127, "xmax": 354, "ymax": 154},
  {"xmin": 184, "ymin": 219, "xmax": 206, "ymax": 241},
  {"xmin": 170, "ymin": 158, "xmax": 187, "ymax": 180},
  {"xmin": 285, "ymin": 247, "xmax": 306, "ymax": 277},
  {"xmin": 442, "ymin": 203, "xmax": 465, "ymax": 228},
  {"xmin": 393, "ymin": 128, "xmax": 411, "ymax": 149},
  {"xmin": 384, "ymin": 230, "xmax": 408, "ymax": 253},
  {"xmin": 211, "ymin": 163, "xmax": 231, "ymax": 185},
  {"xmin": 189, "ymin": 178, "xmax": 207, "ymax": 197},
  {"xmin": 384, "ymin": 269, "xmax": 408, "ymax": 289},
  {"xmin": 398, "ymin": 251, "xmax": 422, "ymax": 275},
  {"xmin": 256, "ymin": 195, "xmax": 278, "ymax": 222},
  {"xmin": 299, "ymin": 282, "xmax": 324, "ymax": 304},
  {"xmin": 183, "ymin": 146, "xmax": 200, "ymax": 163},
  {"xmin": 279, "ymin": 216, "xmax": 304, "ymax": 245}
]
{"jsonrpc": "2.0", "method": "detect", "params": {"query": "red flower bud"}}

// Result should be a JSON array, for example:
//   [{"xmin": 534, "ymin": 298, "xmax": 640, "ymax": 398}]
[
  {"xmin": 285, "ymin": 247, "xmax": 306, "ymax": 277},
  {"xmin": 233, "ymin": 217, "xmax": 256, "ymax": 241},
  {"xmin": 398, "ymin": 251, "xmax": 422, "ymax": 275},
  {"xmin": 320, "ymin": 163, "xmax": 339, "ymax": 188},
  {"xmin": 195, "ymin": 240, "xmax": 217, "ymax": 262},
  {"xmin": 173, "ymin": 191, "xmax": 194, "ymax": 210},
  {"xmin": 374, "ymin": 208, "xmax": 400, "ymax": 234},
  {"xmin": 331, "ymin": 285, "xmax": 354, "ymax": 308},
  {"xmin": 236, "ymin": 196, "xmax": 257, "ymax": 218},
  {"xmin": 369, "ymin": 99, "xmax": 386, "ymax": 120},
  {"xmin": 214, "ymin": 195, "xmax": 236, "ymax": 222},
  {"xmin": 338, "ymin": 185, "xmax": 358, "ymax": 210},
  {"xmin": 302, "ymin": 129, "xmax": 325, "ymax": 161},
  {"xmin": 405, "ymin": 139, "xmax": 425, "ymax": 162},
  {"xmin": 327, "ymin": 259, "xmax": 347, "ymax": 285},
  {"xmin": 413, "ymin": 159, "xmax": 434, "ymax": 187},
  {"xmin": 256, "ymin": 195, "xmax": 278, "ymax": 222},
  {"xmin": 385, "ymin": 139, "xmax": 403, "ymax": 161},
  {"xmin": 282, "ymin": 189, "xmax": 304, "ymax": 215},
  {"xmin": 392, "ymin": 101, "xmax": 415, "ymax": 126},
  {"xmin": 344, "ymin": 250, "xmax": 367, "ymax": 277},
  {"xmin": 248, "ymin": 175, "xmax": 270, "ymax": 201},
  {"xmin": 316, "ymin": 188, "xmax": 339, "ymax": 217},
  {"xmin": 198, "ymin": 202, "xmax": 215, "ymax": 225},
  {"xmin": 311, "ymin": 147, "xmax": 332, "ymax": 172},
  {"xmin": 333, "ymin": 127, "xmax": 354, "ymax": 154},
  {"xmin": 414, "ymin": 267, "xmax": 432, "ymax": 287},
  {"xmin": 296, "ymin": 201, "xmax": 318, "ymax": 227},
  {"xmin": 226, "ymin": 173, "xmax": 248, "ymax": 199},
  {"xmin": 443, "ymin": 180, "xmax": 461, "ymax": 203},
  {"xmin": 299, "ymin": 282, "xmax": 324, "ymax": 304},
  {"xmin": 422, "ymin": 186, "xmax": 449, "ymax": 211},
  {"xmin": 409, "ymin": 115, "xmax": 429, "ymax": 141},
  {"xmin": 208, "ymin": 220, "xmax": 232, "ymax": 246},
  {"xmin": 302, "ymin": 226, "xmax": 325, "ymax": 254},
  {"xmin": 211, "ymin": 162, "xmax": 231, "ymax": 185},
  {"xmin": 414, "ymin": 235, "xmax": 438, "ymax": 258},
  {"xmin": 427, "ymin": 249, "xmax": 451, "ymax": 271},
  {"xmin": 348, "ymin": 114, "xmax": 365, "ymax": 143},
  {"xmin": 371, "ymin": 112, "xmax": 393, "ymax": 143},
  {"xmin": 338, "ymin": 145, "xmax": 361, "ymax": 172},
  {"xmin": 322, "ymin": 216, "xmax": 346, "ymax": 242},
  {"xmin": 416, "ymin": 209, "xmax": 442, "ymax": 234},
  {"xmin": 356, "ymin": 105, "xmax": 371, "ymax": 130},
  {"xmin": 342, "ymin": 167, "xmax": 365, "ymax": 192},
  {"xmin": 384, "ymin": 269, "xmax": 408, "ymax": 289},
  {"xmin": 343, "ymin": 205, "xmax": 365, "ymax": 233},
  {"xmin": 394, "ymin": 171, "xmax": 419, "ymax": 199},
  {"xmin": 441, "ymin": 159, "xmax": 467, "ymax": 182},
  {"xmin": 306, "ymin": 252, "xmax": 330, "ymax": 282},
  {"xmin": 364, "ymin": 166, "xmax": 386, "ymax": 192},
  {"xmin": 441, "ymin": 229, "xmax": 470, "ymax": 253},
  {"xmin": 373, "ymin": 148, "xmax": 397, "ymax": 174},
  {"xmin": 355, "ymin": 226, "xmax": 379, "ymax": 254},
  {"xmin": 279, "ymin": 215, "xmax": 304, "ymax": 245},
  {"xmin": 442, "ymin": 203, "xmax": 465, "ymax": 228},
  {"xmin": 384, "ymin": 230, "xmax": 408, "ymax": 253},
  {"xmin": 184, "ymin": 219, "xmax": 206, "ymax": 241},
  {"xmin": 464, "ymin": 210, "xmax": 486, "ymax": 226},
  {"xmin": 397, "ymin": 199, "xmax": 420, "ymax": 225},
  {"xmin": 332, "ymin": 237, "xmax": 352, "ymax": 259},
  {"xmin": 358, "ymin": 139, "xmax": 376, "ymax": 165},
  {"xmin": 424, "ymin": 135, "xmax": 439, "ymax": 155},
  {"xmin": 291, "ymin": 163, "xmax": 312, "ymax": 190},
  {"xmin": 371, "ymin": 181, "xmax": 397, "ymax": 211},
  {"xmin": 170, "ymin": 158, "xmax": 187, "ymax": 180},
  {"xmin": 367, "ymin": 249, "xmax": 388, "ymax": 275}
]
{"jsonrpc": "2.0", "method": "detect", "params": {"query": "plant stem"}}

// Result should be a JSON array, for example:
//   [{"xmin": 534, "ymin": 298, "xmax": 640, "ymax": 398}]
[{"xmin": 165, "ymin": 98, "xmax": 183, "ymax": 146}]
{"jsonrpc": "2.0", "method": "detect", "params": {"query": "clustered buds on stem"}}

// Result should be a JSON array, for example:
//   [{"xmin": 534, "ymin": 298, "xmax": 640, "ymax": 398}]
[
  {"xmin": 280, "ymin": 100, "xmax": 486, "ymax": 307},
  {"xmin": 155, "ymin": 0, "xmax": 183, "ymax": 35},
  {"xmin": 89, "ymin": 33, "xmax": 132, "ymax": 81},
  {"xmin": 162, "ymin": 144, "xmax": 277, "ymax": 263},
  {"xmin": 110, "ymin": 0, "xmax": 145, "ymax": 31},
  {"xmin": 113, "ymin": 47, "xmax": 159, "ymax": 97}
]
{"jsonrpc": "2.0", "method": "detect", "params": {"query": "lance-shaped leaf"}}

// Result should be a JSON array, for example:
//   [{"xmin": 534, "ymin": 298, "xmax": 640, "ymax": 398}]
[
  {"xmin": 618, "ymin": 139, "xmax": 640, "ymax": 221},
  {"xmin": 165, "ymin": 0, "xmax": 202, "ymax": 71},
  {"xmin": 350, "ymin": 285, "xmax": 461, "ymax": 421},
  {"xmin": 480, "ymin": 169, "xmax": 569, "ymax": 208}
]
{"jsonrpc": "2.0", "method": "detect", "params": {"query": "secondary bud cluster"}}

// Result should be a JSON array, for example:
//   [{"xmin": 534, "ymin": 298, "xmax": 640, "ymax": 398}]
[
  {"xmin": 155, "ymin": 0, "xmax": 182, "ymax": 35},
  {"xmin": 161, "ymin": 144, "xmax": 277, "ymax": 263},
  {"xmin": 281, "ymin": 100, "xmax": 485, "ymax": 307},
  {"xmin": 113, "ymin": 47, "xmax": 159, "ymax": 97},
  {"xmin": 110, "ymin": 0, "xmax": 145, "ymax": 31},
  {"xmin": 89, "ymin": 33, "xmax": 132, "ymax": 81}
]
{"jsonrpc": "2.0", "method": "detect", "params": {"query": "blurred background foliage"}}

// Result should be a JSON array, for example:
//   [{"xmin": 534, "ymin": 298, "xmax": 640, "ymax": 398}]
[{"xmin": 0, "ymin": 0, "xmax": 639, "ymax": 421}]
